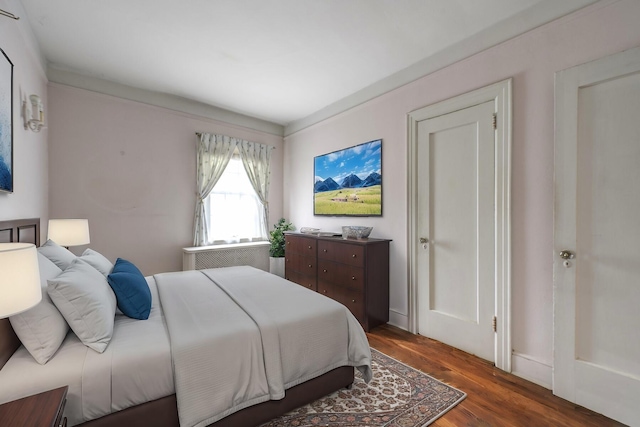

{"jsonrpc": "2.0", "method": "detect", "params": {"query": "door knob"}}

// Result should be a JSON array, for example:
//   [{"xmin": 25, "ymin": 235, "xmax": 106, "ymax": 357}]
[
  {"xmin": 419, "ymin": 237, "xmax": 429, "ymax": 249},
  {"xmin": 559, "ymin": 250, "xmax": 574, "ymax": 260}
]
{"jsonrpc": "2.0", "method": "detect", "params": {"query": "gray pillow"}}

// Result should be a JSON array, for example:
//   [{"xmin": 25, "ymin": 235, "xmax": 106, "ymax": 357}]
[
  {"xmin": 80, "ymin": 248, "xmax": 113, "ymax": 276},
  {"xmin": 38, "ymin": 239, "xmax": 77, "ymax": 270},
  {"xmin": 47, "ymin": 258, "xmax": 117, "ymax": 353},
  {"xmin": 9, "ymin": 253, "xmax": 69, "ymax": 364}
]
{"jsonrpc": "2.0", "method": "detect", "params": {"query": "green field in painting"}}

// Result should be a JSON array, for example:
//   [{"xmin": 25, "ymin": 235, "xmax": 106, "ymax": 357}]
[{"xmin": 314, "ymin": 185, "xmax": 381, "ymax": 215}]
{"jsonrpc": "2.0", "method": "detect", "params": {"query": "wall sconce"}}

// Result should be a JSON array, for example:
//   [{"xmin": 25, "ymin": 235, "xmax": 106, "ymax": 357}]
[{"xmin": 23, "ymin": 94, "xmax": 45, "ymax": 132}]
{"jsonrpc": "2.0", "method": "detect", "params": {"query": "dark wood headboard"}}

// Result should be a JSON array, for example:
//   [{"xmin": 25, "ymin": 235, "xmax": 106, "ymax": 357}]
[{"xmin": 0, "ymin": 218, "xmax": 40, "ymax": 369}]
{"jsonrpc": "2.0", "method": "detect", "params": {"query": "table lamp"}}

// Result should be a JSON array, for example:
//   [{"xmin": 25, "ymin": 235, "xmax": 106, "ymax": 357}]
[
  {"xmin": 0, "ymin": 243, "xmax": 42, "ymax": 318},
  {"xmin": 48, "ymin": 219, "xmax": 90, "ymax": 248}
]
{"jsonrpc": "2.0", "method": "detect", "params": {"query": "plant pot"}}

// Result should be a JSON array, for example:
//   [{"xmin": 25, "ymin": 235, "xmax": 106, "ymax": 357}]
[{"xmin": 269, "ymin": 257, "xmax": 285, "ymax": 278}]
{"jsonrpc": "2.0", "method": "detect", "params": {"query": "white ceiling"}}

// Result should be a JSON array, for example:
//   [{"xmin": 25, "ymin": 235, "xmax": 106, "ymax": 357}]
[{"xmin": 20, "ymin": 0, "xmax": 595, "ymax": 128}]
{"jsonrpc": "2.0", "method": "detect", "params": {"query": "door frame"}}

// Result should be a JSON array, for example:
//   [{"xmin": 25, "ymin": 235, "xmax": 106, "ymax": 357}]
[
  {"xmin": 407, "ymin": 79, "xmax": 512, "ymax": 371},
  {"xmin": 553, "ymin": 46, "xmax": 640, "ymax": 410}
]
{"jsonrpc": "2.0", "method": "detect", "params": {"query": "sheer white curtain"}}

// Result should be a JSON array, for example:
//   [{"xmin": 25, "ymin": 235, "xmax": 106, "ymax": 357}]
[
  {"xmin": 193, "ymin": 133, "xmax": 237, "ymax": 246},
  {"xmin": 238, "ymin": 140, "xmax": 273, "ymax": 239}
]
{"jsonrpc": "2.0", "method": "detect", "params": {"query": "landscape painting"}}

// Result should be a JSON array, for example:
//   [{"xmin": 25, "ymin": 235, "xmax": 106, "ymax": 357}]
[
  {"xmin": 0, "ymin": 48, "xmax": 13, "ymax": 193},
  {"xmin": 314, "ymin": 139, "xmax": 382, "ymax": 216}
]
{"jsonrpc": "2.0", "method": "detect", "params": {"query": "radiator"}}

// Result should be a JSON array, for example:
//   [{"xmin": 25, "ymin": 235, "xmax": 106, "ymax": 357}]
[{"xmin": 182, "ymin": 241, "xmax": 270, "ymax": 271}]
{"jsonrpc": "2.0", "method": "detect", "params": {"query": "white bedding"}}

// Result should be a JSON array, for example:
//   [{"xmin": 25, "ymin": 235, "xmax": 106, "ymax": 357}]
[
  {"xmin": 156, "ymin": 267, "xmax": 372, "ymax": 427},
  {"xmin": 0, "ymin": 277, "xmax": 174, "ymax": 426},
  {"xmin": 0, "ymin": 267, "xmax": 372, "ymax": 427}
]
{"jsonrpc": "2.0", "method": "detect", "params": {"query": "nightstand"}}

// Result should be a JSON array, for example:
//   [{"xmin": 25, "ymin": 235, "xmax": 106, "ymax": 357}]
[{"xmin": 0, "ymin": 386, "xmax": 68, "ymax": 427}]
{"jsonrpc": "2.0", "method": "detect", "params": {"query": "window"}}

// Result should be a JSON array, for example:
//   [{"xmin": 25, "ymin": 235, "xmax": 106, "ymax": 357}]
[{"xmin": 204, "ymin": 154, "xmax": 266, "ymax": 244}]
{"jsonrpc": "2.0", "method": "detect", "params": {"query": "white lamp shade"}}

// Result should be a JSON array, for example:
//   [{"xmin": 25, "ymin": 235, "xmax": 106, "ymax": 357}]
[
  {"xmin": 48, "ymin": 219, "xmax": 90, "ymax": 247},
  {"xmin": 0, "ymin": 243, "xmax": 42, "ymax": 318}
]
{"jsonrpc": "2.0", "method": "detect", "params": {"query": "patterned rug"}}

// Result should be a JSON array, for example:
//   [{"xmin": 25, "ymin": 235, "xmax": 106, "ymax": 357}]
[{"xmin": 262, "ymin": 349, "xmax": 466, "ymax": 427}]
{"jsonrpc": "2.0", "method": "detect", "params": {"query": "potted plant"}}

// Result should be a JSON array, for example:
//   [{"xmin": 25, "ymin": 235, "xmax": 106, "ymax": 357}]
[{"xmin": 269, "ymin": 218, "xmax": 295, "ymax": 277}]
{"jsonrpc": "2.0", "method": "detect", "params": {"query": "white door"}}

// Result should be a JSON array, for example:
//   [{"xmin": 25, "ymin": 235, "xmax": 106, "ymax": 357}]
[
  {"xmin": 417, "ymin": 100, "xmax": 495, "ymax": 362},
  {"xmin": 554, "ymin": 47, "xmax": 640, "ymax": 426}
]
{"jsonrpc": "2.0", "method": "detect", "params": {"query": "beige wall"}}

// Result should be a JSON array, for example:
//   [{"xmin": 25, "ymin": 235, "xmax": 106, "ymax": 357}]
[
  {"xmin": 0, "ymin": 0, "xmax": 49, "ymax": 236},
  {"xmin": 283, "ymin": 0, "xmax": 640, "ymax": 387},
  {"xmin": 47, "ymin": 84, "xmax": 283, "ymax": 275},
  {"xmin": 39, "ymin": 0, "xmax": 640, "ymax": 388}
]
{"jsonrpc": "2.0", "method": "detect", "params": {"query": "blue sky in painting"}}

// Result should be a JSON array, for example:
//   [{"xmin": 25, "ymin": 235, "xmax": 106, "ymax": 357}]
[{"xmin": 314, "ymin": 139, "xmax": 381, "ymax": 184}]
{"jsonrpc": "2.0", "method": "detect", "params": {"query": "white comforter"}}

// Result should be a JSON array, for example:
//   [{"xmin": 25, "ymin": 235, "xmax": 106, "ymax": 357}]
[{"xmin": 155, "ymin": 266, "xmax": 372, "ymax": 427}]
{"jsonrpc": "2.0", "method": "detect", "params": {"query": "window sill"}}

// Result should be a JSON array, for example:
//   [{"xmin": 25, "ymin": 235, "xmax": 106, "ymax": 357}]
[{"xmin": 183, "ymin": 240, "xmax": 269, "ymax": 253}]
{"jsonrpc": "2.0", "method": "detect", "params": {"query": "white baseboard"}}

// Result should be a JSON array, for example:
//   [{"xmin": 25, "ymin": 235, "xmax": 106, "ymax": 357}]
[
  {"xmin": 388, "ymin": 310, "xmax": 408, "ymax": 330},
  {"xmin": 384, "ymin": 313, "xmax": 553, "ymax": 391},
  {"xmin": 511, "ymin": 351, "xmax": 552, "ymax": 389}
]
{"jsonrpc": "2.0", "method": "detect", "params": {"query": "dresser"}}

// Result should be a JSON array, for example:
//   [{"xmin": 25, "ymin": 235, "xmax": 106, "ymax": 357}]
[{"xmin": 284, "ymin": 233, "xmax": 390, "ymax": 332}]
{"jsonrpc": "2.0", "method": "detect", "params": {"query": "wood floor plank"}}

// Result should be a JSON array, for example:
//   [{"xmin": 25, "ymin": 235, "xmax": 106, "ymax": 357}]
[{"xmin": 367, "ymin": 325, "xmax": 627, "ymax": 427}]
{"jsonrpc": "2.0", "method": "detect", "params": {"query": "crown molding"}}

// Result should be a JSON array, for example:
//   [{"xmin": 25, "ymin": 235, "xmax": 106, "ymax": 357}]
[
  {"xmin": 284, "ymin": 0, "xmax": 598, "ymax": 136},
  {"xmin": 47, "ymin": 67, "xmax": 285, "ymax": 137}
]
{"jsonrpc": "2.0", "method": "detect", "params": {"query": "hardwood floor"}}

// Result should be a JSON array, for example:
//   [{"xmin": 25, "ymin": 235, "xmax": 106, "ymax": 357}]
[{"xmin": 367, "ymin": 325, "xmax": 626, "ymax": 427}]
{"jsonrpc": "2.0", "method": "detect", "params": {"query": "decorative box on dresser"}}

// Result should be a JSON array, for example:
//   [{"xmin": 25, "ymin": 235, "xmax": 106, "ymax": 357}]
[{"xmin": 284, "ymin": 233, "xmax": 390, "ymax": 332}]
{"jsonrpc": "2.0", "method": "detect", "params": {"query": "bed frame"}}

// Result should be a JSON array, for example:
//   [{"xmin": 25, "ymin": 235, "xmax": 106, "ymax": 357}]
[{"xmin": 0, "ymin": 218, "xmax": 354, "ymax": 427}]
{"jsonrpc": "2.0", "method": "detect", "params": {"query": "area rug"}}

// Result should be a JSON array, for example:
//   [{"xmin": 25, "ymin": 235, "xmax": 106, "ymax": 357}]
[{"xmin": 261, "ymin": 348, "xmax": 466, "ymax": 427}]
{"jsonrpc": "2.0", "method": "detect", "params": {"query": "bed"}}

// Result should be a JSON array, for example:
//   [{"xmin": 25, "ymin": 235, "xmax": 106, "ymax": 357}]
[{"xmin": 0, "ymin": 218, "xmax": 372, "ymax": 427}]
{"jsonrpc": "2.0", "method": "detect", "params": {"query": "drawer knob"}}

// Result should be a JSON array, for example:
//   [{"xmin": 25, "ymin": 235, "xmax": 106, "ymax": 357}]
[
  {"xmin": 352, "ymin": 254, "xmax": 357, "ymax": 258},
  {"xmin": 323, "ymin": 289, "xmax": 327, "ymax": 294},
  {"xmin": 351, "ymin": 299, "xmax": 356, "ymax": 303},
  {"xmin": 286, "ymin": 259, "xmax": 289, "ymax": 262},
  {"xmin": 308, "ymin": 245, "xmax": 312, "ymax": 249},
  {"xmin": 351, "ymin": 276, "xmax": 356, "ymax": 280},
  {"xmin": 323, "ymin": 269, "xmax": 327, "ymax": 273},
  {"xmin": 308, "ymin": 264, "xmax": 312, "ymax": 268},
  {"xmin": 323, "ymin": 249, "xmax": 327, "ymax": 252},
  {"xmin": 287, "ymin": 241, "xmax": 290, "ymax": 245}
]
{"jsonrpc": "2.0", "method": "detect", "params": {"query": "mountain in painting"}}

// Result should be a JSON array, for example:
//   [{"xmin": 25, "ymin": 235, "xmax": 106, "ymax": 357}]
[
  {"xmin": 314, "ymin": 172, "xmax": 382, "ymax": 193},
  {"xmin": 314, "ymin": 177, "xmax": 340, "ymax": 193},
  {"xmin": 362, "ymin": 172, "xmax": 381, "ymax": 187},
  {"xmin": 341, "ymin": 173, "xmax": 363, "ymax": 188}
]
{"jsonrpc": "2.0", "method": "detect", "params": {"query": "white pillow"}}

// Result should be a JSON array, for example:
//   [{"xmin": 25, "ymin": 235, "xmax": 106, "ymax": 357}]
[
  {"xmin": 38, "ymin": 239, "xmax": 77, "ymax": 270},
  {"xmin": 9, "ymin": 253, "xmax": 69, "ymax": 364},
  {"xmin": 47, "ymin": 258, "xmax": 117, "ymax": 353},
  {"xmin": 79, "ymin": 248, "xmax": 113, "ymax": 276}
]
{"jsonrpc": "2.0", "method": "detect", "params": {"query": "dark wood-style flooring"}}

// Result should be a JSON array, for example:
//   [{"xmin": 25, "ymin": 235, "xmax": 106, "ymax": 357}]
[{"xmin": 367, "ymin": 325, "xmax": 626, "ymax": 427}]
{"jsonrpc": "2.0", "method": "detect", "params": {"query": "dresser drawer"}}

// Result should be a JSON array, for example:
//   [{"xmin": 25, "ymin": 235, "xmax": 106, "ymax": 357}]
[
  {"xmin": 317, "ymin": 280, "xmax": 339, "ymax": 299},
  {"xmin": 317, "ymin": 240, "xmax": 364, "ymax": 267},
  {"xmin": 317, "ymin": 260, "xmax": 364, "ymax": 291},
  {"xmin": 285, "ymin": 235, "xmax": 316, "ymax": 255},
  {"xmin": 285, "ymin": 270, "xmax": 317, "ymax": 291},
  {"xmin": 334, "ymin": 286, "xmax": 365, "ymax": 323},
  {"xmin": 285, "ymin": 252, "xmax": 317, "ymax": 275}
]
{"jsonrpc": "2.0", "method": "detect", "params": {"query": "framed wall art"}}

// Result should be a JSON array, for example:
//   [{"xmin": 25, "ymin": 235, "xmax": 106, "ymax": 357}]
[
  {"xmin": 0, "ymin": 47, "xmax": 13, "ymax": 193},
  {"xmin": 314, "ymin": 139, "xmax": 382, "ymax": 216}
]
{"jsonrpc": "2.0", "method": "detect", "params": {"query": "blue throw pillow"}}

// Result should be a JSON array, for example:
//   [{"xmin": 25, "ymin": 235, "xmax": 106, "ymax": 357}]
[{"xmin": 107, "ymin": 258, "xmax": 151, "ymax": 320}]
